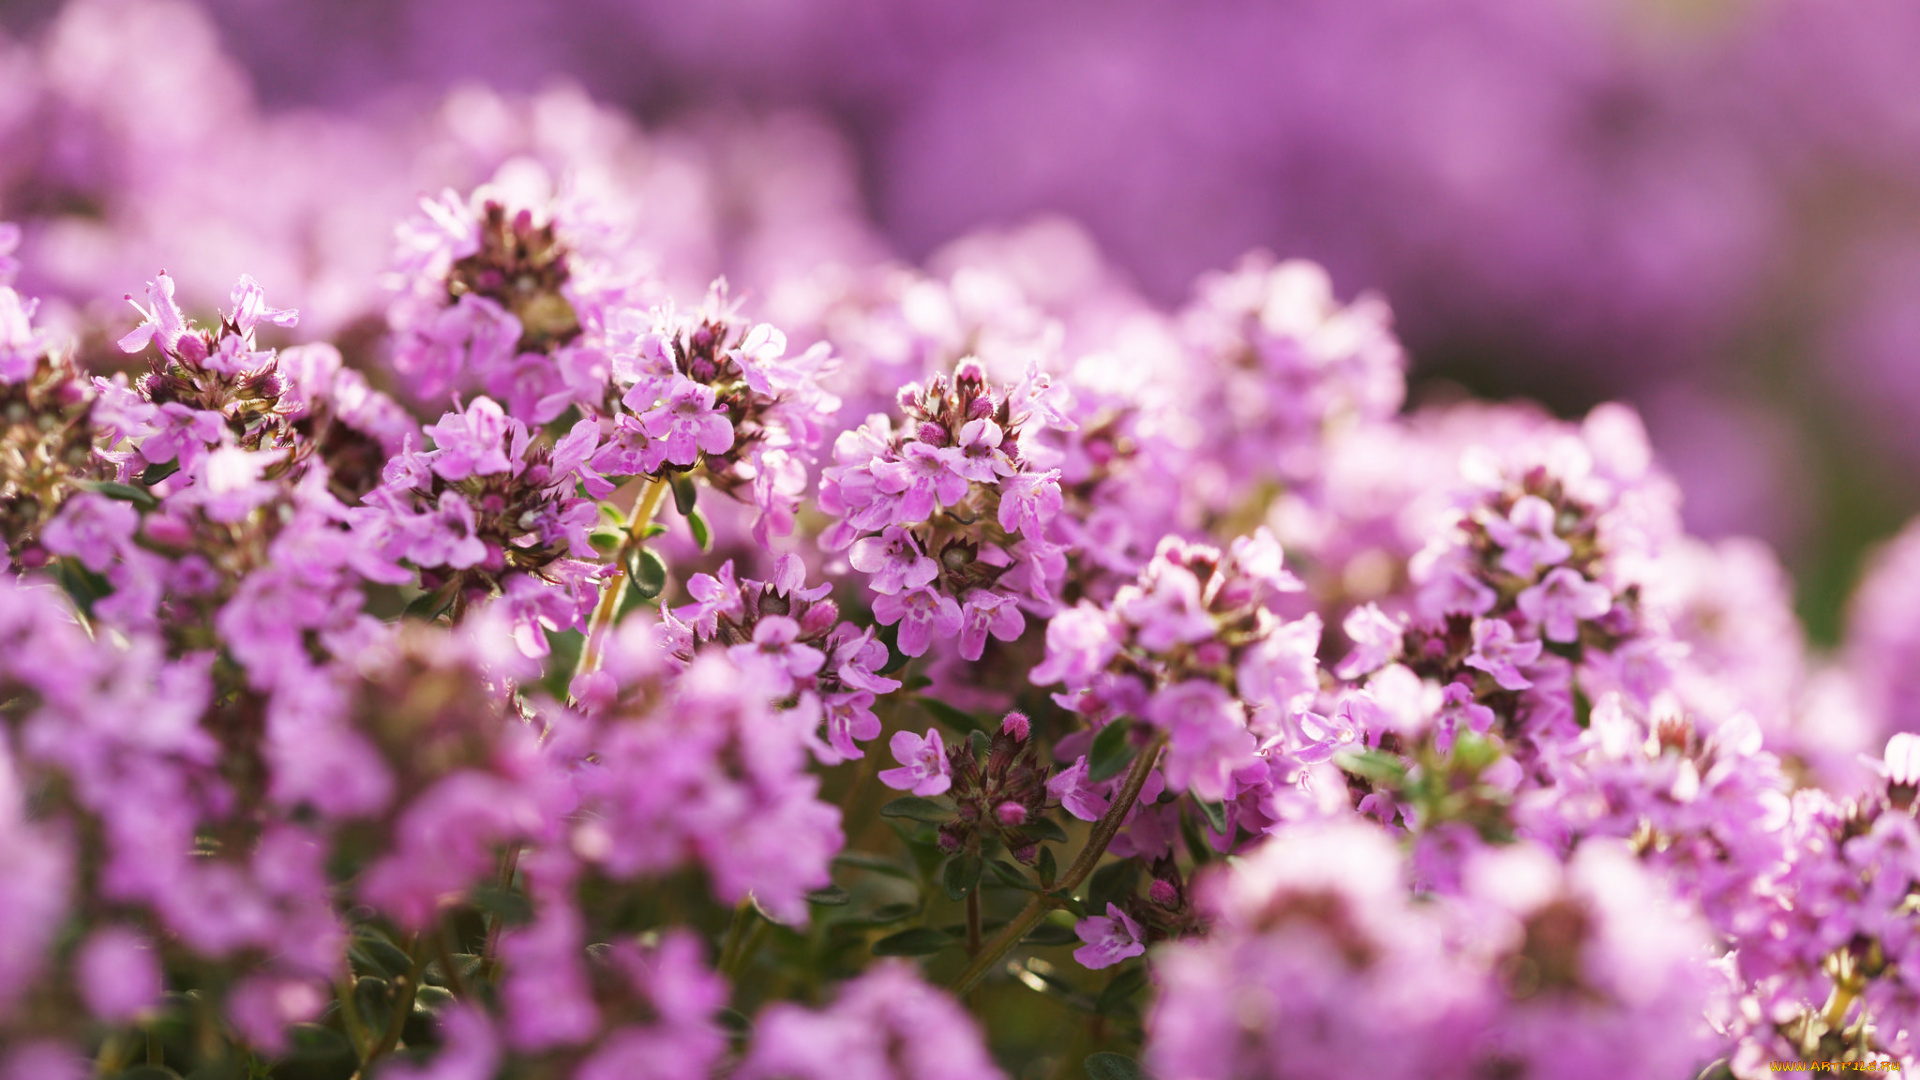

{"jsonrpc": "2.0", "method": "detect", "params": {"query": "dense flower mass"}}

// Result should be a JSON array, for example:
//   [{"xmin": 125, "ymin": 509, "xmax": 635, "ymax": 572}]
[{"xmin": 7, "ymin": 7, "xmax": 1920, "ymax": 1079}]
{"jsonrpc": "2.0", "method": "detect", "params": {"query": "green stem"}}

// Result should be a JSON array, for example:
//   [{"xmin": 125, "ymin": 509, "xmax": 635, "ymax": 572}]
[
  {"xmin": 577, "ymin": 477, "xmax": 670, "ymax": 678},
  {"xmin": 352, "ymin": 934, "xmax": 424, "ymax": 1078},
  {"xmin": 336, "ymin": 971, "xmax": 371, "ymax": 1060},
  {"xmin": 947, "ymin": 736, "xmax": 1165, "ymax": 996},
  {"xmin": 718, "ymin": 896, "xmax": 760, "ymax": 977}
]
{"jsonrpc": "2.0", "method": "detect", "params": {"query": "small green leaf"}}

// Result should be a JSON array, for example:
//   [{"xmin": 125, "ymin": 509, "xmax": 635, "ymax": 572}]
[
  {"xmin": 1037, "ymin": 846, "xmax": 1058, "ymax": 888},
  {"xmin": 1022, "ymin": 921, "xmax": 1079, "ymax": 946},
  {"xmin": 1095, "ymin": 963, "xmax": 1150, "ymax": 1015},
  {"xmin": 590, "ymin": 530, "xmax": 624, "ymax": 555},
  {"xmin": 1195, "ymin": 799, "xmax": 1229, "ymax": 835},
  {"xmin": 841, "ymin": 901, "xmax": 922, "ymax": 927},
  {"xmin": 626, "ymin": 547, "xmax": 668, "ymax": 600},
  {"xmin": 832, "ymin": 851, "xmax": 917, "ymax": 879},
  {"xmin": 1084, "ymin": 1051, "xmax": 1147, "ymax": 1080},
  {"xmin": 1024, "ymin": 816, "xmax": 1069, "ymax": 844},
  {"xmin": 349, "ymin": 930, "xmax": 414, "ymax": 980},
  {"xmin": 871, "ymin": 927, "xmax": 954, "ymax": 957},
  {"xmin": 641, "ymin": 521, "xmax": 669, "ymax": 539},
  {"xmin": 807, "ymin": 885, "xmax": 851, "ymax": 906},
  {"xmin": 1088, "ymin": 859, "xmax": 1142, "ymax": 914},
  {"xmin": 140, "ymin": 459, "xmax": 180, "ymax": 485},
  {"xmin": 967, "ymin": 729, "xmax": 991, "ymax": 758},
  {"xmin": 670, "ymin": 471, "xmax": 700, "ymax": 516},
  {"xmin": 918, "ymin": 697, "xmax": 988, "ymax": 732},
  {"xmin": 91, "ymin": 480, "xmax": 159, "ymax": 510},
  {"xmin": 472, "ymin": 882, "xmax": 534, "ymax": 927},
  {"xmin": 986, "ymin": 858, "xmax": 1039, "ymax": 891},
  {"xmin": 942, "ymin": 850, "xmax": 983, "ymax": 901},
  {"xmin": 1087, "ymin": 720, "xmax": 1136, "ymax": 783},
  {"xmin": 1336, "ymin": 747, "xmax": 1407, "ymax": 787},
  {"xmin": 879, "ymin": 796, "xmax": 952, "ymax": 823},
  {"xmin": 687, "ymin": 505, "xmax": 713, "ymax": 552}
]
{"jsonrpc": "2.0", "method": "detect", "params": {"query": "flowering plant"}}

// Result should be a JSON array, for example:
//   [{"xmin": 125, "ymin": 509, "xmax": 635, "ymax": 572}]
[{"xmin": 4, "ymin": 65, "xmax": 1920, "ymax": 1080}]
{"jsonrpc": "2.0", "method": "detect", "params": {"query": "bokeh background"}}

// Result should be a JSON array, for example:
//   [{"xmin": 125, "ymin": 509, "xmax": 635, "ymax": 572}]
[{"xmin": 2, "ymin": 0, "xmax": 1917, "ymax": 643}]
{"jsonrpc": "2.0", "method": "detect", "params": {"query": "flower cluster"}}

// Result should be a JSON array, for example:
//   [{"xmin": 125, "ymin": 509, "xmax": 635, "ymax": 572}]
[{"xmin": 821, "ymin": 359, "xmax": 1066, "ymax": 659}]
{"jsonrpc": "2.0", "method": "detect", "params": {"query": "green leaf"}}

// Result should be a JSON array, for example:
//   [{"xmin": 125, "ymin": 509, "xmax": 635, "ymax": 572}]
[
  {"xmin": 1195, "ymin": 799, "xmax": 1229, "ymax": 835},
  {"xmin": 139, "ymin": 459, "xmax": 181, "ymax": 485},
  {"xmin": 1095, "ymin": 964, "xmax": 1150, "ymax": 1015},
  {"xmin": 91, "ymin": 480, "xmax": 158, "ymax": 510},
  {"xmin": 1088, "ymin": 859, "xmax": 1142, "ymax": 914},
  {"xmin": 670, "ymin": 471, "xmax": 700, "ymax": 516},
  {"xmin": 871, "ymin": 927, "xmax": 955, "ymax": 957},
  {"xmin": 918, "ymin": 697, "xmax": 988, "ymax": 732},
  {"xmin": 832, "ymin": 851, "xmax": 917, "ymax": 879},
  {"xmin": 687, "ymin": 505, "xmax": 712, "ymax": 552},
  {"xmin": 1335, "ymin": 748, "xmax": 1407, "ymax": 787},
  {"xmin": 1024, "ymin": 816, "xmax": 1069, "ymax": 844},
  {"xmin": 284, "ymin": 1023, "xmax": 356, "ymax": 1064},
  {"xmin": 840, "ymin": 901, "xmax": 922, "ymax": 928},
  {"xmin": 1087, "ymin": 720, "xmax": 1136, "ymax": 783},
  {"xmin": 806, "ymin": 885, "xmax": 851, "ymax": 906},
  {"xmin": 1084, "ymin": 1052, "xmax": 1147, "ymax": 1080},
  {"xmin": 349, "ymin": 930, "xmax": 414, "ymax": 980},
  {"xmin": 942, "ymin": 850, "xmax": 983, "ymax": 901},
  {"xmin": 352, "ymin": 976, "xmax": 395, "ymax": 1042},
  {"xmin": 986, "ymin": 858, "xmax": 1039, "ymax": 891},
  {"xmin": 590, "ymin": 530, "xmax": 624, "ymax": 555},
  {"xmin": 967, "ymin": 729, "xmax": 991, "ymax": 759},
  {"xmin": 1022, "ymin": 921, "xmax": 1079, "ymax": 946},
  {"xmin": 625, "ymin": 547, "xmax": 668, "ymax": 600},
  {"xmin": 879, "ymin": 796, "xmax": 952, "ymax": 823},
  {"xmin": 1037, "ymin": 846, "xmax": 1058, "ymax": 888},
  {"xmin": 472, "ymin": 882, "xmax": 534, "ymax": 927}
]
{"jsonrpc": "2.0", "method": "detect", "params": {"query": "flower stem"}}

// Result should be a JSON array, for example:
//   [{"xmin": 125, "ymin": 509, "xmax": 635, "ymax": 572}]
[
  {"xmin": 578, "ymin": 476, "xmax": 670, "ymax": 677},
  {"xmin": 947, "ymin": 736, "xmax": 1164, "ymax": 997}
]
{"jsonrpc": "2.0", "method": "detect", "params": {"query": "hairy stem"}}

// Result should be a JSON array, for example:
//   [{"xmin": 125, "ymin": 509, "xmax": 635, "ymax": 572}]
[
  {"xmin": 477, "ymin": 477, "xmax": 670, "ymax": 984},
  {"xmin": 578, "ymin": 476, "xmax": 670, "ymax": 677},
  {"xmin": 947, "ymin": 736, "xmax": 1164, "ymax": 996}
]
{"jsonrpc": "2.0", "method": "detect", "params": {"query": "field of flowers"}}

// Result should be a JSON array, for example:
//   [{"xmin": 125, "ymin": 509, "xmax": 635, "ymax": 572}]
[{"xmin": 7, "ymin": 2, "xmax": 1920, "ymax": 1078}]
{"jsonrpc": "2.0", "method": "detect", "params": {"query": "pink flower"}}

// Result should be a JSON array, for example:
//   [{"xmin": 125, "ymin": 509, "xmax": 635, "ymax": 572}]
[
  {"xmin": 42, "ymin": 493, "xmax": 139, "ymax": 573},
  {"xmin": 424, "ymin": 397, "xmax": 516, "ymax": 481},
  {"xmin": 849, "ymin": 525, "xmax": 939, "ymax": 594},
  {"xmin": 879, "ymin": 728, "xmax": 952, "ymax": 796},
  {"xmin": 1484, "ymin": 495, "xmax": 1572, "ymax": 577},
  {"xmin": 872, "ymin": 587, "xmax": 963, "ymax": 657},
  {"xmin": 957, "ymin": 590, "xmax": 1025, "ymax": 661},
  {"xmin": 638, "ymin": 376, "xmax": 734, "ymax": 467},
  {"xmin": 409, "ymin": 491, "xmax": 489, "ymax": 570},
  {"xmin": 1047, "ymin": 756, "xmax": 1110, "ymax": 822},
  {"xmin": 1074, "ymin": 903, "xmax": 1147, "ymax": 970},
  {"xmin": 1463, "ymin": 617, "xmax": 1542, "ymax": 690},
  {"xmin": 729, "ymin": 616, "xmax": 827, "ymax": 696},
  {"xmin": 1516, "ymin": 567, "xmax": 1612, "ymax": 643},
  {"xmin": 117, "ymin": 273, "xmax": 192, "ymax": 355},
  {"xmin": 1334, "ymin": 603, "xmax": 1400, "ymax": 679},
  {"xmin": 76, "ymin": 927, "xmax": 161, "ymax": 1022},
  {"xmin": 873, "ymin": 441, "xmax": 971, "ymax": 522}
]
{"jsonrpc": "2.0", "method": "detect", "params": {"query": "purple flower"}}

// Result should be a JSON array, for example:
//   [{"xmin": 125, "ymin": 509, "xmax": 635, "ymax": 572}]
[
  {"xmin": 117, "ymin": 273, "xmax": 192, "ymax": 355},
  {"xmin": 997, "ymin": 469, "xmax": 1064, "ymax": 538},
  {"xmin": 409, "ymin": 491, "xmax": 489, "ymax": 570},
  {"xmin": 729, "ymin": 616, "xmax": 828, "ymax": 695},
  {"xmin": 42, "ymin": 493, "xmax": 139, "ymax": 573},
  {"xmin": 139, "ymin": 403, "xmax": 226, "ymax": 466},
  {"xmin": 957, "ymin": 590, "xmax": 1025, "ymax": 661},
  {"xmin": 953, "ymin": 418, "xmax": 1013, "ymax": 482},
  {"xmin": 637, "ymin": 375, "xmax": 734, "ymax": 468},
  {"xmin": 1516, "ymin": 567, "xmax": 1612, "ymax": 643},
  {"xmin": 1463, "ymin": 617, "xmax": 1543, "ymax": 690},
  {"xmin": 873, "ymin": 441, "xmax": 971, "ymax": 522},
  {"xmin": 424, "ymin": 397, "xmax": 516, "ymax": 481},
  {"xmin": 872, "ymin": 586, "xmax": 963, "ymax": 657},
  {"xmin": 1113, "ymin": 562, "xmax": 1215, "ymax": 653},
  {"xmin": 1030, "ymin": 602, "xmax": 1124, "ymax": 688},
  {"xmin": 879, "ymin": 728, "xmax": 952, "ymax": 796},
  {"xmin": 1334, "ymin": 603, "xmax": 1400, "ymax": 679},
  {"xmin": 1147, "ymin": 680, "xmax": 1256, "ymax": 802},
  {"xmin": 178, "ymin": 445, "xmax": 286, "ymax": 523},
  {"xmin": 849, "ymin": 525, "xmax": 939, "ymax": 594},
  {"xmin": 76, "ymin": 927, "xmax": 162, "ymax": 1022},
  {"xmin": 1047, "ymin": 756, "xmax": 1110, "ymax": 822},
  {"xmin": 1074, "ymin": 903, "xmax": 1147, "ymax": 970},
  {"xmin": 226, "ymin": 274, "xmax": 298, "ymax": 336},
  {"xmin": 1484, "ymin": 495, "xmax": 1572, "ymax": 577}
]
